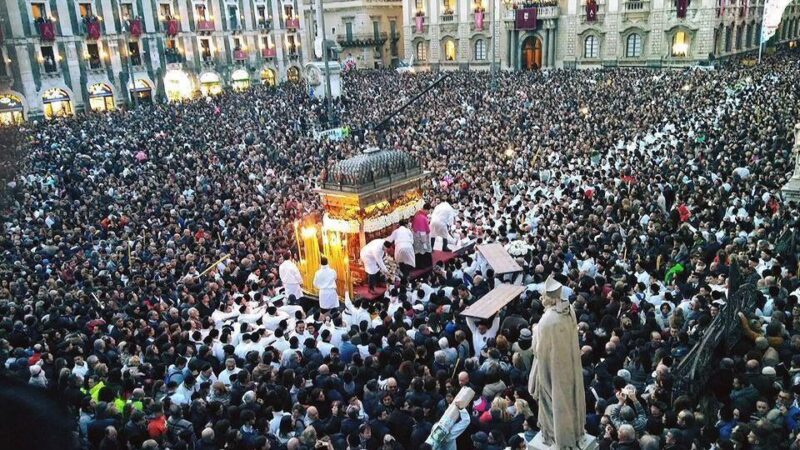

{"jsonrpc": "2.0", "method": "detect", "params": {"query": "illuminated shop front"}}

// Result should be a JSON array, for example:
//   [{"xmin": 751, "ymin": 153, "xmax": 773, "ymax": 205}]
[
  {"xmin": 0, "ymin": 93, "xmax": 26, "ymax": 125},
  {"xmin": 128, "ymin": 79, "xmax": 154, "ymax": 103},
  {"xmin": 260, "ymin": 68, "xmax": 276, "ymax": 86},
  {"xmin": 199, "ymin": 71, "xmax": 223, "ymax": 96},
  {"xmin": 231, "ymin": 69, "xmax": 250, "ymax": 91},
  {"xmin": 164, "ymin": 69, "xmax": 194, "ymax": 101},
  {"xmin": 88, "ymin": 83, "xmax": 116, "ymax": 112},
  {"xmin": 42, "ymin": 88, "xmax": 74, "ymax": 119}
]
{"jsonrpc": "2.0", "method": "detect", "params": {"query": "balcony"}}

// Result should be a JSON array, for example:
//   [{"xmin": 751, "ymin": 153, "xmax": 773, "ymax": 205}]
[
  {"xmin": 504, "ymin": 5, "xmax": 560, "ymax": 21},
  {"xmin": 234, "ymin": 49, "xmax": 248, "ymax": 61},
  {"xmin": 413, "ymin": 15, "xmax": 428, "ymax": 34},
  {"xmin": 129, "ymin": 55, "xmax": 142, "ymax": 67},
  {"xmin": 262, "ymin": 47, "xmax": 277, "ymax": 58},
  {"xmin": 42, "ymin": 59, "xmax": 58, "ymax": 73},
  {"xmin": 258, "ymin": 19, "xmax": 272, "ymax": 32},
  {"xmin": 440, "ymin": 12, "xmax": 456, "ymax": 22},
  {"xmin": 197, "ymin": 19, "xmax": 215, "ymax": 32},
  {"xmin": 285, "ymin": 17, "xmax": 300, "ymax": 30},
  {"xmin": 581, "ymin": 2, "xmax": 604, "ymax": 23},
  {"xmin": 88, "ymin": 56, "xmax": 103, "ymax": 70},
  {"xmin": 623, "ymin": 0, "xmax": 649, "ymax": 11},
  {"xmin": 165, "ymin": 50, "xmax": 184, "ymax": 64},
  {"xmin": 336, "ymin": 32, "xmax": 389, "ymax": 47},
  {"xmin": 472, "ymin": 11, "xmax": 488, "ymax": 31}
]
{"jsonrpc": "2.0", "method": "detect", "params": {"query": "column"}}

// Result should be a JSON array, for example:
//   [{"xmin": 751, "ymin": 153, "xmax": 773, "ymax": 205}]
[
  {"xmin": 544, "ymin": 29, "xmax": 550, "ymax": 67},
  {"xmin": 548, "ymin": 24, "xmax": 556, "ymax": 66}
]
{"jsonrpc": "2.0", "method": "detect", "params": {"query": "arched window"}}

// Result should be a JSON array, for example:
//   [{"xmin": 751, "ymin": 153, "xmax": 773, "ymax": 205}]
[
  {"xmin": 474, "ymin": 39, "xmax": 486, "ymax": 60},
  {"xmin": 625, "ymin": 34, "xmax": 642, "ymax": 57},
  {"xmin": 745, "ymin": 25, "xmax": 752, "ymax": 48},
  {"xmin": 416, "ymin": 41, "xmax": 427, "ymax": 61},
  {"xmin": 443, "ymin": 39, "xmax": 456, "ymax": 61},
  {"xmin": 415, "ymin": 0, "xmax": 424, "ymax": 10},
  {"xmin": 671, "ymin": 31, "xmax": 688, "ymax": 57},
  {"xmin": 584, "ymin": 35, "xmax": 599, "ymax": 58}
]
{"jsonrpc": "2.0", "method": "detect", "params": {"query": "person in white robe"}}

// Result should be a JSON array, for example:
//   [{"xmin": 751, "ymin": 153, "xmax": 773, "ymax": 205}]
[
  {"xmin": 430, "ymin": 202, "xmax": 458, "ymax": 250},
  {"xmin": 386, "ymin": 219, "xmax": 416, "ymax": 273},
  {"xmin": 313, "ymin": 257, "xmax": 339, "ymax": 310},
  {"xmin": 360, "ymin": 239, "xmax": 390, "ymax": 291},
  {"xmin": 279, "ymin": 253, "xmax": 304, "ymax": 301}
]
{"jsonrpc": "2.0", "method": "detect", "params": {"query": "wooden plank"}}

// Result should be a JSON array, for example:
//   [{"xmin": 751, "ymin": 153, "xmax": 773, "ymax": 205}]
[
  {"xmin": 461, "ymin": 284, "xmax": 526, "ymax": 319},
  {"xmin": 477, "ymin": 243, "xmax": 523, "ymax": 274}
]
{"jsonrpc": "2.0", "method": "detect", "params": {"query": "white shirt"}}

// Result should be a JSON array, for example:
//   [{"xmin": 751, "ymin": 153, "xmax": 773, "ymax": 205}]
[
  {"xmin": 313, "ymin": 265, "xmax": 339, "ymax": 309},
  {"xmin": 279, "ymin": 260, "xmax": 303, "ymax": 286},
  {"xmin": 360, "ymin": 239, "xmax": 388, "ymax": 275},
  {"xmin": 218, "ymin": 367, "xmax": 242, "ymax": 386},
  {"xmin": 387, "ymin": 226, "xmax": 414, "ymax": 246},
  {"xmin": 466, "ymin": 316, "xmax": 500, "ymax": 356}
]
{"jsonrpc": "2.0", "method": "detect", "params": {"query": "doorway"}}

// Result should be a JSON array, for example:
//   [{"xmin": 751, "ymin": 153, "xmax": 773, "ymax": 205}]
[{"xmin": 521, "ymin": 36, "xmax": 542, "ymax": 70}]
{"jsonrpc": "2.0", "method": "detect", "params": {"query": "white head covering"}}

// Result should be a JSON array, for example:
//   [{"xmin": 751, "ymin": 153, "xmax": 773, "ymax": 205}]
[{"xmin": 544, "ymin": 274, "xmax": 569, "ymax": 314}]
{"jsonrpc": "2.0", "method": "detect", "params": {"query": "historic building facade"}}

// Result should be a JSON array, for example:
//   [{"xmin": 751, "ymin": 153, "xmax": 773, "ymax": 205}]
[
  {"xmin": 402, "ymin": 0, "xmax": 800, "ymax": 71},
  {"xmin": 0, "ymin": 0, "xmax": 307, "ymax": 121},
  {"xmin": 300, "ymin": 0, "xmax": 404, "ymax": 70}
]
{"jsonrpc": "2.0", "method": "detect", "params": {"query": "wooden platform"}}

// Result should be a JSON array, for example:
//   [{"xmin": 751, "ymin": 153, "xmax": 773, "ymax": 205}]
[
  {"xmin": 354, "ymin": 250, "xmax": 457, "ymax": 300},
  {"xmin": 461, "ymin": 283, "xmax": 526, "ymax": 319},
  {"xmin": 477, "ymin": 243, "xmax": 523, "ymax": 275}
]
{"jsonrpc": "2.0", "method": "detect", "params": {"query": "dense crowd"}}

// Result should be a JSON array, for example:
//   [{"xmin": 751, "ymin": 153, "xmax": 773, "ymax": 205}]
[{"xmin": 1, "ymin": 49, "xmax": 800, "ymax": 450}]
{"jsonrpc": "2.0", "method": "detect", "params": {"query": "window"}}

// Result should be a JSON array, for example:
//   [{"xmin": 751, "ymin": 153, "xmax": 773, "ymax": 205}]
[
  {"xmin": 128, "ymin": 41, "xmax": 141, "ymax": 65},
  {"xmin": 261, "ymin": 36, "xmax": 269, "ymax": 48},
  {"xmin": 345, "ymin": 22, "xmax": 353, "ymax": 41},
  {"xmin": 228, "ymin": 6, "xmax": 238, "ymax": 29},
  {"xmin": 415, "ymin": 0, "xmax": 424, "ymax": 11},
  {"xmin": 373, "ymin": 21, "xmax": 380, "ymax": 40},
  {"xmin": 443, "ymin": 39, "xmax": 456, "ymax": 61},
  {"xmin": 200, "ymin": 38, "xmax": 212, "ymax": 60},
  {"xmin": 79, "ymin": 2, "xmax": 93, "ymax": 18},
  {"xmin": 196, "ymin": 4, "xmax": 207, "ymax": 20},
  {"xmin": 284, "ymin": 5, "xmax": 294, "ymax": 18},
  {"xmin": 442, "ymin": 0, "xmax": 453, "ymax": 14},
  {"xmin": 233, "ymin": 37, "xmax": 242, "ymax": 50},
  {"xmin": 725, "ymin": 26, "xmax": 732, "ymax": 52},
  {"xmin": 167, "ymin": 39, "xmax": 176, "ymax": 49},
  {"xmin": 121, "ymin": 3, "xmax": 134, "ymax": 20},
  {"xmin": 31, "ymin": 2, "xmax": 46, "ymax": 20},
  {"xmin": 745, "ymin": 25, "xmax": 752, "ymax": 47},
  {"xmin": 41, "ymin": 46, "xmax": 57, "ymax": 72},
  {"xmin": 584, "ymin": 35, "xmax": 599, "ymax": 58},
  {"xmin": 671, "ymin": 31, "xmax": 688, "ymax": 57},
  {"xmin": 474, "ymin": 39, "xmax": 486, "ymax": 60},
  {"xmin": 287, "ymin": 35, "xmax": 297, "ymax": 54},
  {"xmin": 160, "ymin": 3, "xmax": 172, "ymax": 18},
  {"xmin": 87, "ymin": 43, "xmax": 102, "ymax": 68},
  {"xmin": 416, "ymin": 41, "xmax": 427, "ymax": 61},
  {"xmin": 735, "ymin": 26, "xmax": 742, "ymax": 50},
  {"xmin": 257, "ymin": 5, "xmax": 267, "ymax": 23},
  {"xmin": 625, "ymin": 33, "xmax": 642, "ymax": 57}
]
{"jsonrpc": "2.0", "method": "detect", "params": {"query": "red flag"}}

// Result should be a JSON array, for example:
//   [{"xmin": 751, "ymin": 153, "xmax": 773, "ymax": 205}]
[
  {"xmin": 130, "ymin": 18, "xmax": 142, "ymax": 37},
  {"xmin": 167, "ymin": 19, "xmax": 179, "ymax": 36},
  {"xmin": 39, "ymin": 22, "xmax": 55, "ymax": 41},
  {"xmin": 87, "ymin": 21, "xmax": 101, "ymax": 39}
]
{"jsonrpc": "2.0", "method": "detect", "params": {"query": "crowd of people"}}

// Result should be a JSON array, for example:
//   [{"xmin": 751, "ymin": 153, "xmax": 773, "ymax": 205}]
[{"xmin": 1, "ymin": 48, "xmax": 800, "ymax": 450}]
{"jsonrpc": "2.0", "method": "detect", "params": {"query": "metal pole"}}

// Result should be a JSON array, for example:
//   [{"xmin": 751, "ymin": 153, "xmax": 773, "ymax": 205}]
[
  {"xmin": 318, "ymin": 0, "xmax": 335, "ymax": 125},
  {"xmin": 758, "ymin": 39, "xmax": 763, "ymax": 63},
  {"xmin": 491, "ymin": 0, "xmax": 497, "ymax": 91}
]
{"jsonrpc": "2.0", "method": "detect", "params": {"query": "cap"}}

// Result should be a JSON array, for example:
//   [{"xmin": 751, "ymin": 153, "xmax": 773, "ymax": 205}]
[
  {"xmin": 472, "ymin": 431, "xmax": 489, "ymax": 444},
  {"xmin": 519, "ymin": 328, "xmax": 532, "ymax": 341}
]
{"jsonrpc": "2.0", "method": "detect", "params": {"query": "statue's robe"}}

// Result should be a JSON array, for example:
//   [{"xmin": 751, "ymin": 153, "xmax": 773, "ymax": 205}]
[{"xmin": 528, "ymin": 305, "xmax": 586, "ymax": 449}]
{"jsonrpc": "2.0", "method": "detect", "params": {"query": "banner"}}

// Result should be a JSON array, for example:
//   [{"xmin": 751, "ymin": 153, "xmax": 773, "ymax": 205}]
[
  {"xmin": 129, "ymin": 18, "xmax": 142, "ymax": 37},
  {"xmin": 87, "ymin": 21, "xmax": 101, "ymax": 40},
  {"xmin": 515, "ymin": 8, "xmax": 538, "ymax": 30},
  {"xmin": 586, "ymin": 0, "xmax": 598, "ymax": 22},
  {"xmin": 761, "ymin": 0, "xmax": 792, "ymax": 43}
]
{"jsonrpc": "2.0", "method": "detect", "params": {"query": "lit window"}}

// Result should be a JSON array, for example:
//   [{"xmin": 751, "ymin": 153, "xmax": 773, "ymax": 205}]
[
  {"xmin": 584, "ymin": 35, "xmax": 599, "ymax": 58},
  {"xmin": 626, "ymin": 34, "xmax": 642, "ymax": 58},
  {"xmin": 672, "ymin": 31, "xmax": 688, "ymax": 57},
  {"xmin": 443, "ymin": 39, "xmax": 456, "ymax": 61},
  {"xmin": 416, "ymin": 41, "xmax": 427, "ymax": 61}
]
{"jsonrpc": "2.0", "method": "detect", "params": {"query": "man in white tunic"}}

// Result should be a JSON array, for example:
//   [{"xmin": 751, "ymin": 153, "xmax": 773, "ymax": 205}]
[
  {"xmin": 360, "ymin": 239, "xmax": 390, "ymax": 292},
  {"xmin": 313, "ymin": 257, "xmax": 339, "ymax": 311},
  {"xmin": 278, "ymin": 252, "xmax": 304, "ymax": 301},
  {"xmin": 386, "ymin": 219, "xmax": 416, "ymax": 274}
]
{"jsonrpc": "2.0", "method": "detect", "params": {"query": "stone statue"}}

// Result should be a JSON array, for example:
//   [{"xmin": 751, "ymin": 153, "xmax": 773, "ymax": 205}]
[{"xmin": 528, "ymin": 275, "xmax": 588, "ymax": 449}]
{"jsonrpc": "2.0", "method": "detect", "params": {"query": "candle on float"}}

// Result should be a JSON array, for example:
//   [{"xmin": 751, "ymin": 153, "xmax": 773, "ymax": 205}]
[{"xmin": 301, "ymin": 225, "xmax": 321, "ymax": 294}]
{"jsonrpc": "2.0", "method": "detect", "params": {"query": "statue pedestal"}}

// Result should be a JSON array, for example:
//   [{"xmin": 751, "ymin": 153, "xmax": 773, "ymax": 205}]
[
  {"xmin": 303, "ymin": 61, "xmax": 342, "ymax": 100},
  {"xmin": 528, "ymin": 433, "xmax": 598, "ymax": 450},
  {"xmin": 782, "ymin": 177, "xmax": 800, "ymax": 203}
]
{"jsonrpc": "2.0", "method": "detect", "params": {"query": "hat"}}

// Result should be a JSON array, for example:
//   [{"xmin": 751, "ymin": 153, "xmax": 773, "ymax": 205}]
[
  {"xmin": 617, "ymin": 369, "xmax": 632, "ymax": 382},
  {"xmin": 762, "ymin": 366, "xmax": 777, "ymax": 376},
  {"xmin": 519, "ymin": 328, "xmax": 532, "ymax": 341},
  {"xmin": 445, "ymin": 322, "xmax": 457, "ymax": 334},
  {"xmin": 472, "ymin": 431, "xmax": 489, "ymax": 444}
]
